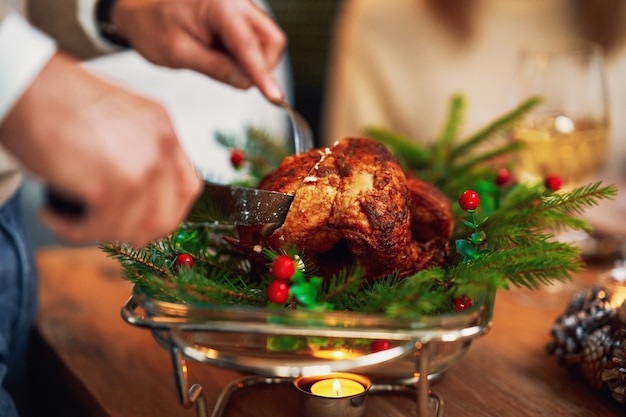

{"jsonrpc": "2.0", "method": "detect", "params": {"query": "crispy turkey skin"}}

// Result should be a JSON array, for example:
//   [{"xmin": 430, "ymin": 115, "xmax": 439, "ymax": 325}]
[{"xmin": 237, "ymin": 137, "xmax": 452, "ymax": 280}]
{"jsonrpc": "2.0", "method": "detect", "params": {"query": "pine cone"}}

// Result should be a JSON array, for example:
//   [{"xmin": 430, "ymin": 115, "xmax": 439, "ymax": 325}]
[
  {"xmin": 602, "ymin": 328, "xmax": 626, "ymax": 403},
  {"xmin": 546, "ymin": 286, "xmax": 616, "ymax": 366},
  {"xmin": 581, "ymin": 325, "xmax": 614, "ymax": 389}
]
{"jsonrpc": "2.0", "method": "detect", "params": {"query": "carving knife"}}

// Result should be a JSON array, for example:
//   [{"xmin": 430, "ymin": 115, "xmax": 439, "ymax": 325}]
[
  {"xmin": 185, "ymin": 181, "xmax": 294, "ymax": 225},
  {"xmin": 46, "ymin": 181, "xmax": 294, "ymax": 226}
]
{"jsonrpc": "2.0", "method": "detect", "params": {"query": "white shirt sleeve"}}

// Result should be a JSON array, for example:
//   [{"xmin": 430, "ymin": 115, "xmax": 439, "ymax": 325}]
[
  {"xmin": 0, "ymin": 11, "xmax": 56, "ymax": 123},
  {"xmin": 77, "ymin": 0, "xmax": 122, "ymax": 52}
]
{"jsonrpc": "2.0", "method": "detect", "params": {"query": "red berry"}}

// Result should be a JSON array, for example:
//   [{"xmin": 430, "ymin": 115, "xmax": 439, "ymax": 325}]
[
  {"xmin": 458, "ymin": 190, "xmax": 480, "ymax": 211},
  {"xmin": 544, "ymin": 174, "xmax": 562, "ymax": 191},
  {"xmin": 267, "ymin": 280, "xmax": 290, "ymax": 304},
  {"xmin": 495, "ymin": 168, "xmax": 510, "ymax": 186},
  {"xmin": 230, "ymin": 149, "xmax": 245, "ymax": 169},
  {"xmin": 371, "ymin": 339, "xmax": 392, "ymax": 353},
  {"xmin": 174, "ymin": 253, "xmax": 194, "ymax": 270},
  {"xmin": 271, "ymin": 255, "xmax": 296, "ymax": 281},
  {"xmin": 452, "ymin": 295, "xmax": 473, "ymax": 312}
]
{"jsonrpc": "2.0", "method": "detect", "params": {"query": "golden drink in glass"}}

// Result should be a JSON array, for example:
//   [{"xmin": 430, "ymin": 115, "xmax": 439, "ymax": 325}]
[
  {"xmin": 509, "ymin": 39, "xmax": 610, "ymax": 188},
  {"xmin": 512, "ymin": 115, "xmax": 609, "ymax": 189}
]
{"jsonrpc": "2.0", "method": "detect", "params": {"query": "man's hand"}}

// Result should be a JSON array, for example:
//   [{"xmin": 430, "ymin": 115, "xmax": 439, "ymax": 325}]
[
  {"xmin": 112, "ymin": 0, "xmax": 287, "ymax": 103},
  {"xmin": 0, "ymin": 53, "xmax": 202, "ymax": 247}
]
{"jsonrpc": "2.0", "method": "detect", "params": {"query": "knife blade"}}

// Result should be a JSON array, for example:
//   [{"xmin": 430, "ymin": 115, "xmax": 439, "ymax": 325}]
[{"xmin": 186, "ymin": 181, "xmax": 294, "ymax": 225}]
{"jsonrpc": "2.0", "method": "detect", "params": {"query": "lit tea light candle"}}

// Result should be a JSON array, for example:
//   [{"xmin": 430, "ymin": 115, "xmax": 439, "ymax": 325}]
[
  {"xmin": 294, "ymin": 373, "xmax": 371, "ymax": 417},
  {"xmin": 310, "ymin": 377, "xmax": 365, "ymax": 397}
]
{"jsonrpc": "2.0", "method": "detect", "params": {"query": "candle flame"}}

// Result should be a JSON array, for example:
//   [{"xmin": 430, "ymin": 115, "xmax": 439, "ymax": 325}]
[{"xmin": 332, "ymin": 379, "xmax": 341, "ymax": 396}]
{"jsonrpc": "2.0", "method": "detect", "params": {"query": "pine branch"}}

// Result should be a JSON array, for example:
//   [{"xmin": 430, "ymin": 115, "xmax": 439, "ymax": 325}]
[
  {"xmin": 215, "ymin": 131, "xmax": 239, "ymax": 149},
  {"xmin": 100, "ymin": 232, "xmax": 266, "ymax": 306},
  {"xmin": 433, "ymin": 93, "xmax": 465, "ymax": 165},
  {"xmin": 483, "ymin": 181, "xmax": 617, "ymax": 235},
  {"xmin": 493, "ymin": 244, "xmax": 581, "ymax": 289},
  {"xmin": 450, "ymin": 96, "xmax": 541, "ymax": 160},
  {"xmin": 325, "ymin": 269, "xmax": 396, "ymax": 312},
  {"xmin": 363, "ymin": 127, "xmax": 430, "ymax": 169},
  {"xmin": 173, "ymin": 268, "xmax": 265, "ymax": 305},
  {"xmin": 448, "ymin": 141, "xmax": 525, "ymax": 180},
  {"xmin": 366, "ymin": 96, "xmax": 541, "ymax": 193},
  {"xmin": 322, "ymin": 265, "xmax": 368, "ymax": 306},
  {"xmin": 244, "ymin": 127, "xmax": 289, "ymax": 180},
  {"xmin": 382, "ymin": 268, "xmax": 452, "ymax": 319},
  {"xmin": 215, "ymin": 127, "xmax": 287, "ymax": 188},
  {"xmin": 100, "ymin": 242, "xmax": 173, "ymax": 278},
  {"xmin": 539, "ymin": 181, "xmax": 618, "ymax": 216}
]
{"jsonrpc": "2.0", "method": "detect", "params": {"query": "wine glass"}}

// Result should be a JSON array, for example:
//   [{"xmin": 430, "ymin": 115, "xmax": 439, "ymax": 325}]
[
  {"xmin": 509, "ymin": 39, "xmax": 610, "ymax": 190},
  {"xmin": 507, "ymin": 39, "xmax": 610, "ymax": 304}
]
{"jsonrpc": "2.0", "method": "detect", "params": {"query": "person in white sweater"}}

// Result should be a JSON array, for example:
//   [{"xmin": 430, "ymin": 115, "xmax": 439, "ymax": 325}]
[
  {"xmin": 0, "ymin": 1, "xmax": 286, "ymax": 415},
  {"xmin": 322, "ymin": 0, "xmax": 626, "ymax": 177}
]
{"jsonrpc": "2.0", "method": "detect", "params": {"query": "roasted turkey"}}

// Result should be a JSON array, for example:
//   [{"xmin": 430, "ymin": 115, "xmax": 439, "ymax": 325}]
[{"xmin": 235, "ymin": 137, "xmax": 452, "ymax": 280}]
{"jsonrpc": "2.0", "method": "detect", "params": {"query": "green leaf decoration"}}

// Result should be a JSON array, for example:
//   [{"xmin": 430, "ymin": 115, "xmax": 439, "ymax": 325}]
[{"xmin": 456, "ymin": 239, "xmax": 478, "ymax": 262}]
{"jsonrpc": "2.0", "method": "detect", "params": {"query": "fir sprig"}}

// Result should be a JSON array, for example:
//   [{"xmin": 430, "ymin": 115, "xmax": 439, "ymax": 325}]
[
  {"xmin": 365, "ymin": 94, "xmax": 542, "ymax": 197},
  {"xmin": 450, "ymin": 95, "xmax": 541, "ymax": 160},
  {"xmin": 321, "ymin": 265, "xmax": 373, "ymax": 310},
  {"xmin": 216, "ymin": 127, "xmax": 289, "ymax": 186},
  {"xmin": 101, "ymin": 227, "xmax": 267, "ymax": 306},
  {"xmin": 484, "ymin": 181, "xmax": 617, "ymax": 240},
  {"xmin": 383, "ymin": 268, "xmax": 454, "ymax": 318},
  {"xmin": 538, "ymin": 182, "xmax": 618, "ymax": 224}
]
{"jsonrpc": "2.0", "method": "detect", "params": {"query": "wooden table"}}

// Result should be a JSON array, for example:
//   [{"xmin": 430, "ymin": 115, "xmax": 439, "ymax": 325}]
[{"xmin": 29, "ymin": 246, "xmax": 625, "ymax": 417}]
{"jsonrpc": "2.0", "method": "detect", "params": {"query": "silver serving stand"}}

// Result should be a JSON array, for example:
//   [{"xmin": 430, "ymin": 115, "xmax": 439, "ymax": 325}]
[{"xmin": 121, "ymin": 286, "xmax": 495, "ymax": 417}]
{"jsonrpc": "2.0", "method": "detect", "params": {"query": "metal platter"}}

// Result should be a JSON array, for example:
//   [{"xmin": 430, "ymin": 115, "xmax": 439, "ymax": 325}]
[{"xmin": 121, "ymin": 286, "xmax": 495, "ymax": 416}]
